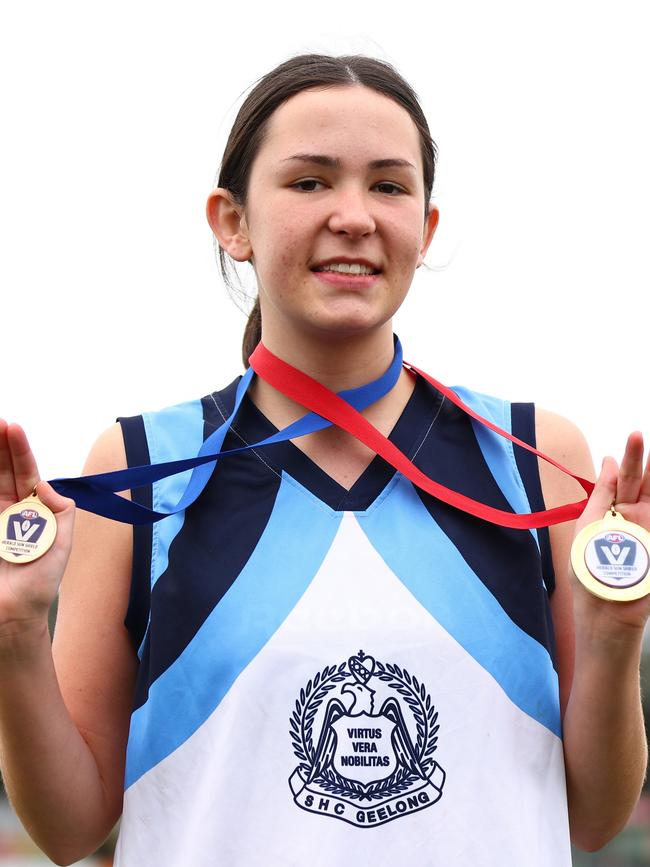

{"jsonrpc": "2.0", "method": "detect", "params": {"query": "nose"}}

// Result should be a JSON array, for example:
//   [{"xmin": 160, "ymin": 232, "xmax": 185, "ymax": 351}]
[{"xmin": 327, "ymin": 186, "xmax": 376, "ymax": 238}]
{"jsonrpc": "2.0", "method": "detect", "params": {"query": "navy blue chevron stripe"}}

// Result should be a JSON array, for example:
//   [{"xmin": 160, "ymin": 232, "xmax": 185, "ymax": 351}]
[
  {"xmin": 129, "ymin": 382, "xmax": 284, "ymax": 712},
  {"xmin": 118, "ymin": 413, "xmax": 153, "ymax": 653},
  {"xmin": 409, "ymin": 392, "xmax": 557, "ymax": 665},
  {"xmin": 511, "ymin": 402, "xmax": 556, "ymax": 594}
]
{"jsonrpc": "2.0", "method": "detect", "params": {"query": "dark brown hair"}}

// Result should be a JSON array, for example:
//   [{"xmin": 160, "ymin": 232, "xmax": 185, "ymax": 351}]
[{"xmin": 215, "ymin": 54, "xmax": 438, "ymax": 367}]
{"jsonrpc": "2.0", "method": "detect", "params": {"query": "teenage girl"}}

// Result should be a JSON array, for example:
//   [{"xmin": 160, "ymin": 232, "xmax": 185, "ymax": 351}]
[{"xmin": 0, "ymin": 54, "xmax": 648, "ymax": 866}]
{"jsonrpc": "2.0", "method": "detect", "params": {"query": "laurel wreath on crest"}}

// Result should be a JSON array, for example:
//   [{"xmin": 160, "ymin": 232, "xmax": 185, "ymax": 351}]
[{"xmin": 289, "ymin": 659, "xmax": 439, "ymax": 803}]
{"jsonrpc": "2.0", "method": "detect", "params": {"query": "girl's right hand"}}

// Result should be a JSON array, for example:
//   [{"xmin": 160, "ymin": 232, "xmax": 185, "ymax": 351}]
[{"xmin": 0, "ymin": 419, "xmax": 76, "ymax": 637}]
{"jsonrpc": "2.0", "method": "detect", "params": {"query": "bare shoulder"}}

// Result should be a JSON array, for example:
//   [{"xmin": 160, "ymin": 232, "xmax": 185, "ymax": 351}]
[
  {"xmin": 52, "ymin": 422, "xmax": 138, "ymax": 823},
  {"xmin": 83, "ymin": 421, "xmax": 128, "ymax": 474},
  {"xmin": 535, "ymin": 408, "xmax": 595, "ymax": 507},
  {"xmin": 535, "ymin": 407, "xmax": 592, "ymax": 465}
]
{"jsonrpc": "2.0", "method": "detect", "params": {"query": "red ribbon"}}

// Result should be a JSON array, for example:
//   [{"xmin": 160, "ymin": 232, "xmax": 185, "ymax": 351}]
[{"xmin": 249, "ymin": 343, "xmax": 594, "ymax": 530}]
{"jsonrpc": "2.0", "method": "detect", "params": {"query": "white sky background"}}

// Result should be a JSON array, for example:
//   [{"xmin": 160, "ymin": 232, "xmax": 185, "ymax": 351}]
[{"xmin": 2, "ymin": 1, "xmax": 649, "ymax": 493}]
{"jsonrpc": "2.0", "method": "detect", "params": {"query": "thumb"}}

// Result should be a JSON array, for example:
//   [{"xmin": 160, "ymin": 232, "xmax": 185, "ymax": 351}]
[
  {"xmin": 575, "ymin": 456, "xmax": 618, "ymax": 532},
  {"xmin": 33, "ymin": 479, "xmax": 76, "ymax": 517}
]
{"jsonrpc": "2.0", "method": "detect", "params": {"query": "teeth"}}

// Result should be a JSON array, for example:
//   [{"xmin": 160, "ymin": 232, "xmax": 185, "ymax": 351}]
[{"xmin": 319, "ymin": 263, "xmax": 375, "ymax": 274}]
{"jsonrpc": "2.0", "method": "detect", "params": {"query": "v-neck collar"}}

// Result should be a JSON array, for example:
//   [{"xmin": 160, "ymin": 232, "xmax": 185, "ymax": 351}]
[{"xmin": 217, "ymin": 373, "xmax": 444, "ymax": 512}]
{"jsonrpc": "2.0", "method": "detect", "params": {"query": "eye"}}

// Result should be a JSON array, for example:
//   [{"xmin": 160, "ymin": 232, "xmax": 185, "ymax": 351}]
[
  {"xmin": 374, "ymin": 182, "xmax": 406, "ymax": 196},
  {"xmin": 290, "ymin": 178, "xmax": 325, "ymax": 192}
]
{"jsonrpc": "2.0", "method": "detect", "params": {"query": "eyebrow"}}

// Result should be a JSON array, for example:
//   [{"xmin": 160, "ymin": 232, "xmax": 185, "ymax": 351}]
[{"xmin": 281, "ymin": 153, "xmax": 417, "ymax": 171}]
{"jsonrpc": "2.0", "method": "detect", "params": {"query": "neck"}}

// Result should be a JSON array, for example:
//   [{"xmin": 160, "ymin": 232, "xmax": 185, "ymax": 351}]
[
  {"xmin": 256, "ymin": 323, "xmax": 397, "ymax": 391},
  {"xmin": 248, "ymin": 322, "xmax": 410, "ymax": 427}
]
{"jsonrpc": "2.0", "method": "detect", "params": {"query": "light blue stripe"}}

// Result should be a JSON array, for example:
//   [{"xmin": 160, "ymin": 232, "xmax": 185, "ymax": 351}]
[
  {"xmin": 136, "ymin": 399, "xmax": 206, "ymax": 659},
  {"xmin": 143, "ymin": 398, "xmax": 206, "ymax": 589},
  {"xmin": 125, "ymin": 475, "xmax": 342, "ymax": 789},
  {"xmin": 451, "ymin": 387, "xmax": 540, "ymax": 553},
  {"xmin": 358, "ymin": 478, "xmax": 561, "ymax": 737}
]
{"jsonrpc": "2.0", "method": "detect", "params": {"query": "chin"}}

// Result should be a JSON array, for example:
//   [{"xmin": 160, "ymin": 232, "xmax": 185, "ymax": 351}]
[{"xmin": 303, "ymin": 312, "xmax": 393, "ymax": 341}]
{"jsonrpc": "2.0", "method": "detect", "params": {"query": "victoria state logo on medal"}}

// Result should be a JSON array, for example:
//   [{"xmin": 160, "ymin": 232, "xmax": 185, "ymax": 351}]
[
  {"xmin": 288, "ymin": 650, "xmax": 446, "ymax": 828},
  {"xmin": 0, "ymin": 507, "xmax": 47, "ymax": 557},
  {"xmin": 585, "ymin": 528, "xmax": 649, "ymax": 589}
]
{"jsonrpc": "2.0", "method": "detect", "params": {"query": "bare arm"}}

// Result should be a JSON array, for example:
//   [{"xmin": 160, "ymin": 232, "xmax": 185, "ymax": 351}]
[
  {"xmin": 537, "ymin": 409, "xmax": 649, "ymax": 852},
  {"xmin": 0, "ymin": 420, "xmax": 137, "ymax": 865}
]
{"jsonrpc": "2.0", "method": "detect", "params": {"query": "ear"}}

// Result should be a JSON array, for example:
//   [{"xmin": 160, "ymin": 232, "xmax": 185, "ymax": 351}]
[
  {"xmin": 205, "ymin": 188, "xmax": 252, "ymax": 263},
  {"xmin": 417, "ymin": 204, "xmax": 439, "ymax": 267}
]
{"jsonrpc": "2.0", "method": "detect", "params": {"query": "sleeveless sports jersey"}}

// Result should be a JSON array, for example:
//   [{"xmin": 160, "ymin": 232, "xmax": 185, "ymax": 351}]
[{"xmin": 114, "ymin": 373, "xmax": 571, "ymax": 866}]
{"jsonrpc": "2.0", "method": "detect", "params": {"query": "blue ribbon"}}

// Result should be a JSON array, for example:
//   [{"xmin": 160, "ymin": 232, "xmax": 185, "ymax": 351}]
[{"xmin": 50, "ymin": 337, "xmax": 404, "ymax": 524}]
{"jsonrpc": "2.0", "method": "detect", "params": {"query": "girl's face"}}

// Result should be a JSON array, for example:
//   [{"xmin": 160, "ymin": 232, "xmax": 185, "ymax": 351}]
[{"xmin": 218, "ymin": 85, "xmax": 438, "ymax": 345}]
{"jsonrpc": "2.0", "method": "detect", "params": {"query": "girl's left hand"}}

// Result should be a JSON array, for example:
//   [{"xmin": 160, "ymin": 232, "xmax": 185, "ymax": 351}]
[{"xmin": 571, "ymin": 431, "xmax": 650, "ymax": 634}]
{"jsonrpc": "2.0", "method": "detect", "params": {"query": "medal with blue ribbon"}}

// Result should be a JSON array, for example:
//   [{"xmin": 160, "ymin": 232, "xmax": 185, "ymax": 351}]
[{"xmin": 0, "ymin": 336, "xmax": 403, "ymax": 561}]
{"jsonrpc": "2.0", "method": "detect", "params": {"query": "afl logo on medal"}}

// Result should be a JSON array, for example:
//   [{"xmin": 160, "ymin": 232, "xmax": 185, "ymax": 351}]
[
  {"xmin": 0, "ymin": 494, "xmax": 57, "ymax": 563},
  {"xmin": 571, "ymin": 509, "xmax": 650, "ymax": 601},
  {"xmin": 288, "ymin": 650, "xmax": 445, "ymax": 828}
]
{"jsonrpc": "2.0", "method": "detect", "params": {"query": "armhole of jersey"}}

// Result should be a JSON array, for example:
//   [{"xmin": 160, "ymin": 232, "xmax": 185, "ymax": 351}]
[
  {"xmin": 117, "ymin": 414, "xmax": 152, "ymax": 651},
  {"xmin": 510, "ymin": 402, "xmax": 556, "ymax": 595}
]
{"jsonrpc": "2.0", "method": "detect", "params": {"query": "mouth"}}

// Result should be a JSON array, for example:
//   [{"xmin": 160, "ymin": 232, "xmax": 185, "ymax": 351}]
[
  {"xmin": 311, "ymin": 260, "xmax": 382, "ymax": 276},
  {"xmin": 310, "ymin": 260, "xmax": 382, "ymax": 289}
]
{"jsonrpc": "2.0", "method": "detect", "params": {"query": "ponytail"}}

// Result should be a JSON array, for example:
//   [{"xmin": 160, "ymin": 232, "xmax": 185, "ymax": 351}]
[{"xmin": 242, "ymin": 296, "xmax": 262, "ymax": 368}]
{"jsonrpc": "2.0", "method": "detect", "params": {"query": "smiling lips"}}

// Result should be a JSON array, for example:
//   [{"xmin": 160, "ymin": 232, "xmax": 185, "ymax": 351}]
[
  {"xmin": 311, "ymin": 258, "xmax": 381, "ymax": 275},
  {"xmin": 311, "ymin": 259, "xmax": 382, "ymax": 289}
]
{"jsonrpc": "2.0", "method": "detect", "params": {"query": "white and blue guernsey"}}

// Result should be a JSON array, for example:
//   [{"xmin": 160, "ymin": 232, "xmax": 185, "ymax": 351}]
[{"xmin": 114, "ymin": 372, "xmax": 571, "ymax": 866}]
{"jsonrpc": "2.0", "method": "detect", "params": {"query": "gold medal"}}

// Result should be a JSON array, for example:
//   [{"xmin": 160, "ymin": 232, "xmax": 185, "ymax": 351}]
[
  {"xmin": 570, "ymin": 506, "xmax": 650, "ymax": 602},
  {"xmin": 0, "ymin": 493, "xmax": 57, "ymax": 564}
]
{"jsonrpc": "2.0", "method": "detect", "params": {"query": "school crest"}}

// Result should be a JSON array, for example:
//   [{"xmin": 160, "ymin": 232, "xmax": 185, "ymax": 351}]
[{"xmin": 288, "ymin": 650, "xmax": 445, "ymax": 827}]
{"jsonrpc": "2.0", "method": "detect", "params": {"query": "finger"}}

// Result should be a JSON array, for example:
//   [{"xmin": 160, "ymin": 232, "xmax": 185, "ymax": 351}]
[
  {"xmin": 6, "ymin": 423, "xmax": 41, "ymax": 501},
  {"xmin": 578, "ymin": 456, "xmax": 618, "ymax": 527},
  {"xmin": 616, "ymin": 431, "xmax": 644, "ymax": 505},
  {"xmin": 33, "ymin": 479, "xmax": 76, "ymax": 517},
  {"xmin": 0, "ymin": 419, "xmax": 19, "ymax": 504},
  {"xmin": 639, "ymin": 446, "xmax": 650, "ymax": 503}
]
